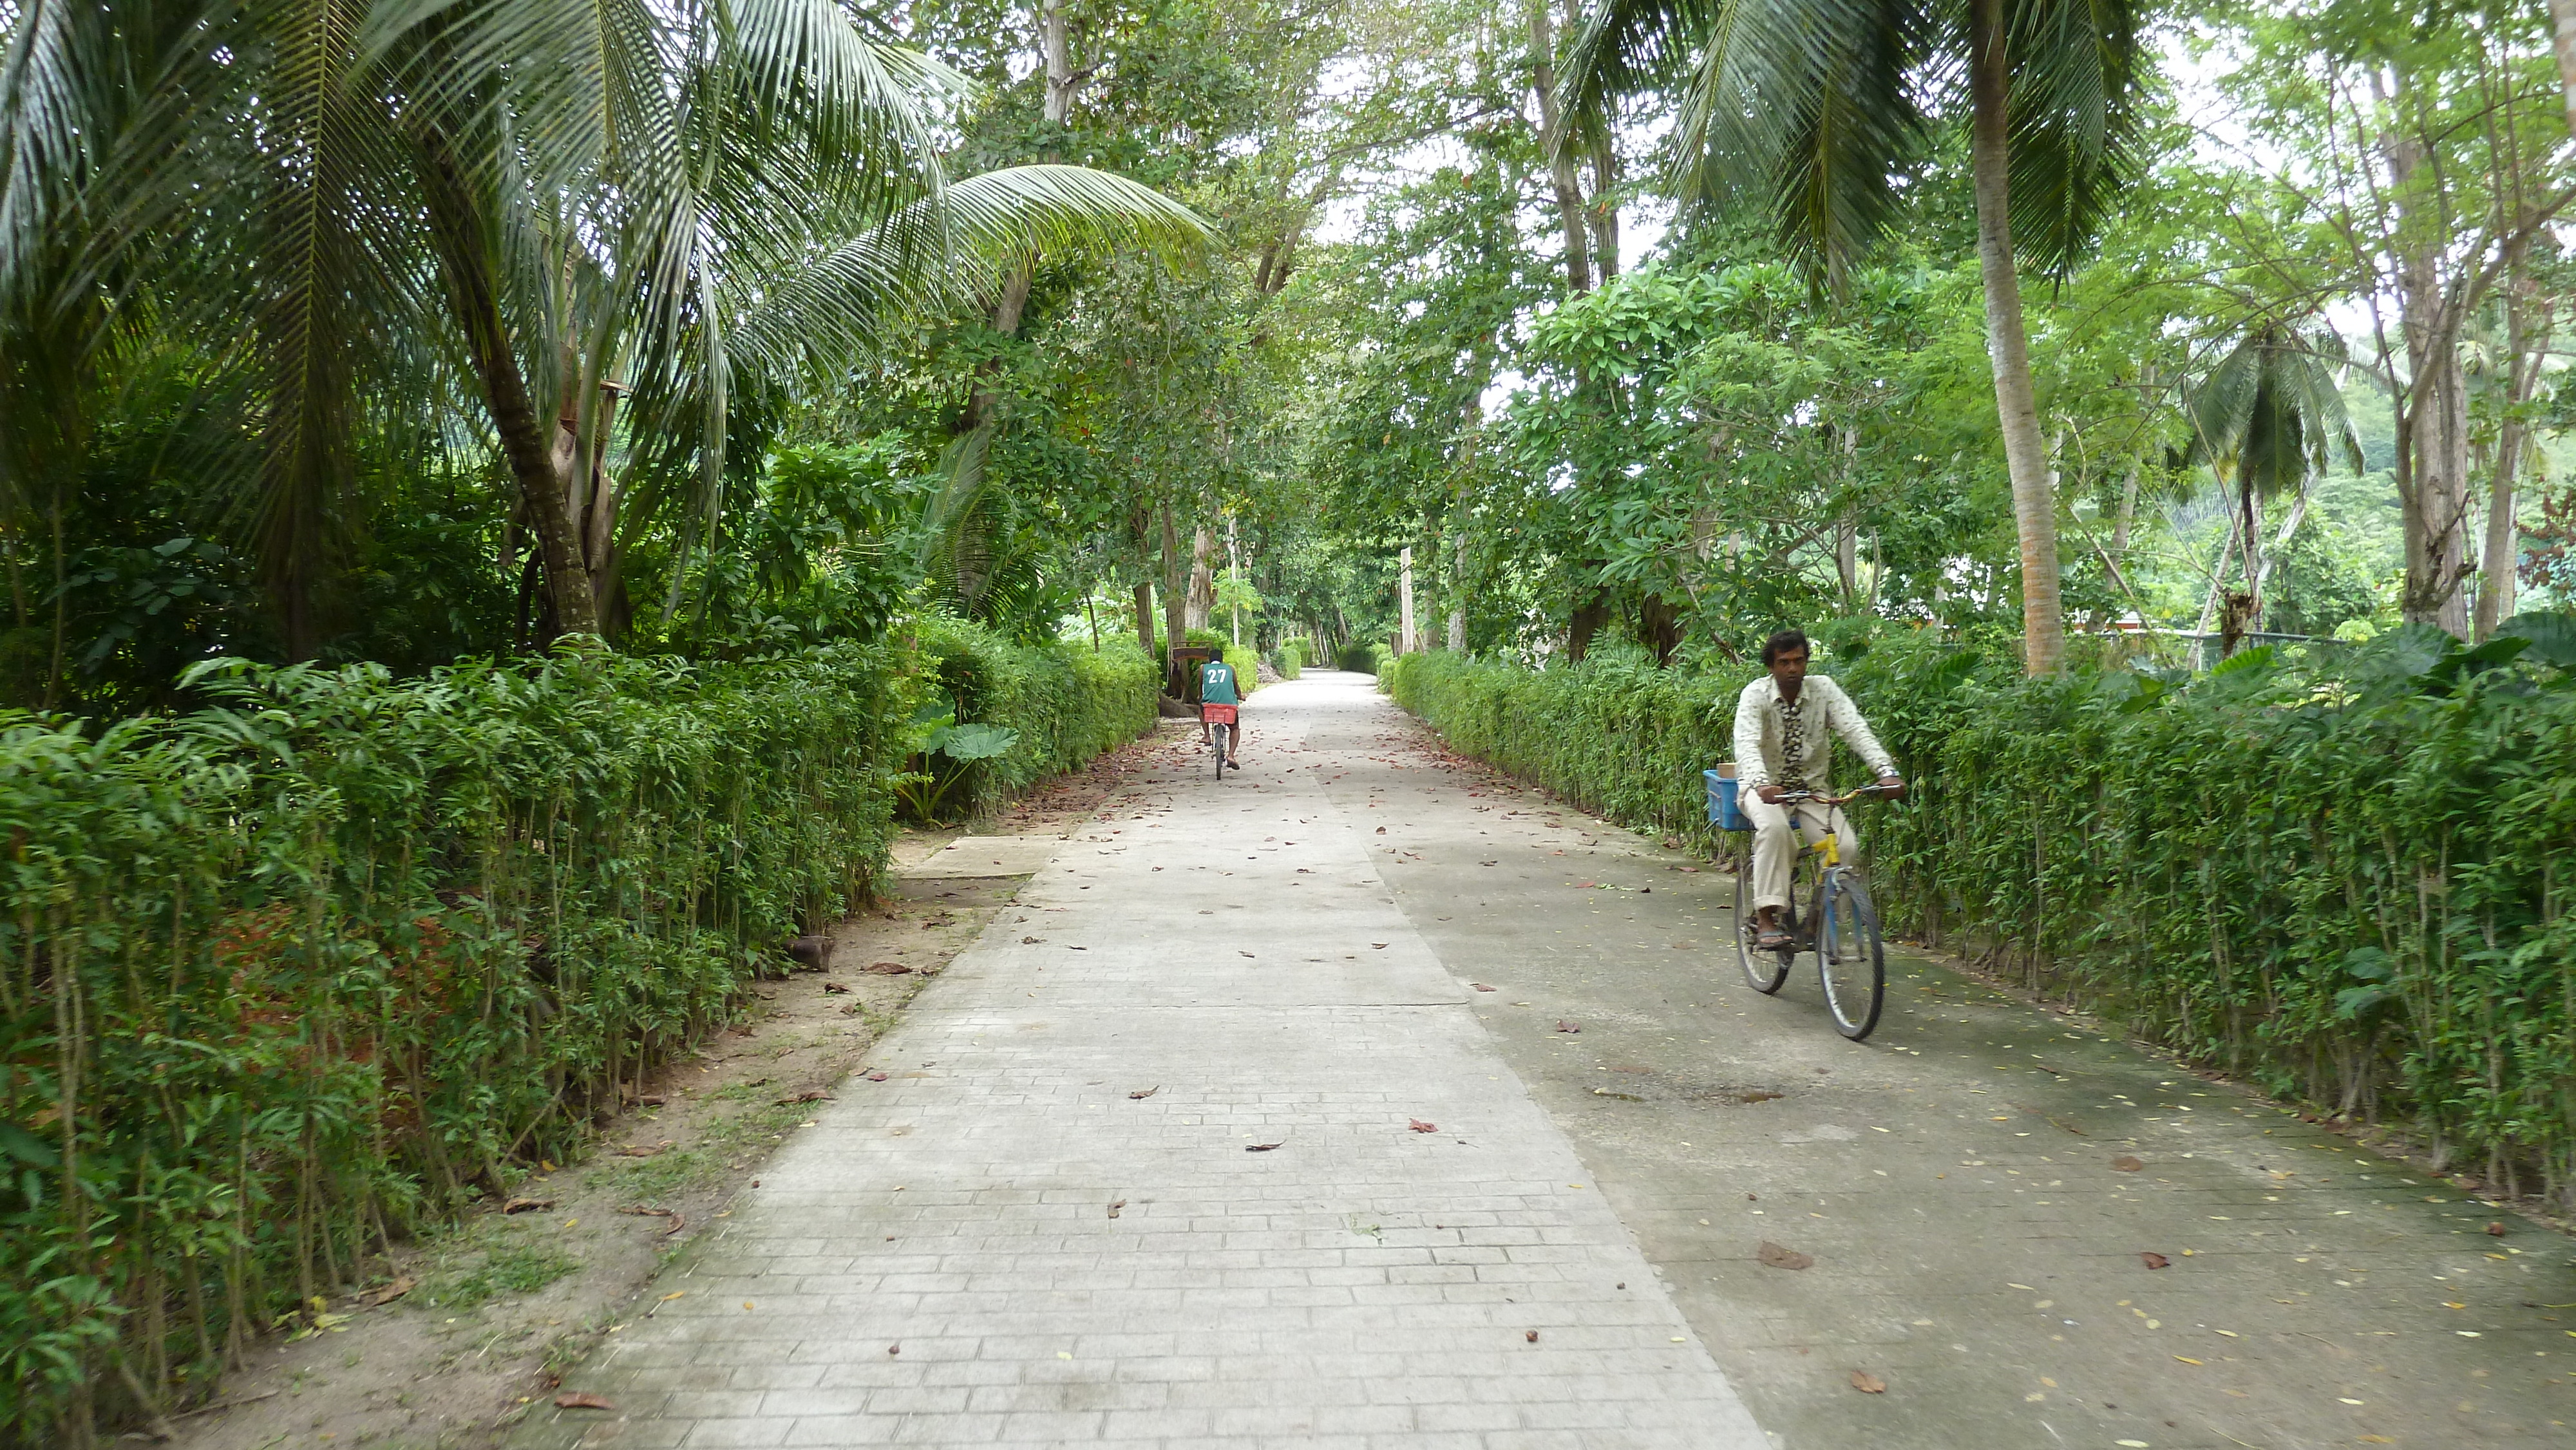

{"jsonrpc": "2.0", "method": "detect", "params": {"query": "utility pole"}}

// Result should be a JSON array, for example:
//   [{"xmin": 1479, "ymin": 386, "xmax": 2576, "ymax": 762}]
[{"xmin": 1399, "ymin": 546, "xmax": 1416, "ymax": 654}]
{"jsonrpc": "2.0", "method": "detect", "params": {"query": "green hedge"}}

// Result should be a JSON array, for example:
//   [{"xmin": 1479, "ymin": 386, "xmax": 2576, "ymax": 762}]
[
  {"xmin": 914, "ymin": 617, "xmax": 1159, "ymax": 819},
  {"xmin": 0, "ymin": 643, "xmax": 916, "ymax": 1441},
  {"xmin": 1387, "ymin": 626, "xmax": 2576, "ymax": 1207},
  {"xmin": 1, "ymin": 623, "xmax": 1158, "ymax": 1442}
]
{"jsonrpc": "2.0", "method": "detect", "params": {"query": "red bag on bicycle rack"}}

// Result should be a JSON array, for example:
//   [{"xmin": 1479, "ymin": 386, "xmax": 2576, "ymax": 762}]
[{"xmin": 1201, "ymin": 704, "xmax": 1237, "ymax": 725}]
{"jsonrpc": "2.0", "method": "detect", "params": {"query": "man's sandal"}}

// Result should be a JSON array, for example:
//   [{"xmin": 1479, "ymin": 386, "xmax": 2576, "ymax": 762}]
[{"xmin": 1756, "ymin": 929, "xmax": 1792, "ymax": 951}]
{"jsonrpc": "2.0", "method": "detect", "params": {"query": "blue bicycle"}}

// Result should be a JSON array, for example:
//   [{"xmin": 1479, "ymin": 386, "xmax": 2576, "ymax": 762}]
[{"xmin": 1706, "ymin": 772, "xmax": 1889, "ymax": 1040}]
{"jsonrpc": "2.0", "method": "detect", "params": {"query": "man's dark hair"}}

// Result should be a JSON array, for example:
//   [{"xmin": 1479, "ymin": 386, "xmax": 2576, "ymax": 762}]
[{"xmin": 1761, "ymin": 628, "xmax": 1810, "ymax": 665}]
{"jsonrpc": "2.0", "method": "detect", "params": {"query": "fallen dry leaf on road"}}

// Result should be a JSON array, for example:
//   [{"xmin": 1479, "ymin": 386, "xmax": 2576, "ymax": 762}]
[
  {"xmin": 1757, "ymin": 1241, "xmax": 1814, "ymax": 1270},
  {"xmin": 1376, "ymin": 826, "xmax": 1386, "ymax": 834},
  {"xmin": 775, "ymin": 1090, "xmax": 832, "ymax": 1106},
  {"xmin": 2111, "ymin": 1155, "xmax": 2145, "ymax": 1171},
  {"xmin": 1372, "ymin": 943, "xmax": 1389, "ymax": 949},
  {"xmin": 369, "ymin": 1276, "xmax": 413, "ymax": 1306},
  {"xmin": 1409, "ymin": 1119, "xmax": 1438, "ymax": 1133},
  {"xmin": 501, "ymin": 1198, "xmax": 556, "ymax": 1214},
  {"xmin": 2140, "ymin": 1252, "xmax": 2171, "ymax": 1269},
  {"xmin": 862, "ymin": 961, "xmax": 913, "ymax": 975},
  {"xmin": 1472, "ymin": 983, "xmax": 1496, "ymax": 992},
  {"xmin": 864, "ymin": 1071, "xmax": 889, "ymax": 1082},
  {"xmin": 615, "ymin": 1140, "xmax": 676, "ymax": 1157},
  {"xmin": 2486, "ymin": 1221, "xmax": 2506, "ymax": 1236},
  {"xmin": 1245, "ymin": 1142, "xmax": 1283, "ymax": 1153},
  {"xmin": 554, "ymin": 1392, "xmax": 616, "ymax": 1410},
  {"xmin": 1555, "ymin": 1021, "xmax": 1580, "ymax": 1033},
  {"xmin": 821, "ymin": 981, "xmax": 850, "ymax": 995},
  {"xmin": 1525, "ymin": 1330, "xmax": 1539, "ymax": 1342},
  {"xmin": 1106, "ymin": 1200, "xmax": 1124, "ymax": 1219},
  {"xmin": 1128, "ymin": 1086, "xmax": 1159, "ymax": 1100},
  {"xmin": 1848, "ymin": 1371, "xmax": 1886, "ymax": 1394},
  {"xmin": 1021, "ymin": 936, "xmax": 1044, "ymax": 944}
]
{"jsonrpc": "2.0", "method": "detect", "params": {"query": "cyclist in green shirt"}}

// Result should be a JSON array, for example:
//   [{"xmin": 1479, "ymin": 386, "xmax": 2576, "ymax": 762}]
[{"xmin": 1198, "ymin": 656, "xmax": 1244, "ymax": 771}]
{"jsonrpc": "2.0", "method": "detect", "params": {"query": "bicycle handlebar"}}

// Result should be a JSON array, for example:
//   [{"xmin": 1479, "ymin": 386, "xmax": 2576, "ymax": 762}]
[{"xmin": 1770, "ymin": 783, "xmax": 1900, "ymax": 807}]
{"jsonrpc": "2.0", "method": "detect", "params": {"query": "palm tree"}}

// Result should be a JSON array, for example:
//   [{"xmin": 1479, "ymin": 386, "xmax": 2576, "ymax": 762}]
[
  {"xmin": 2, "ymin": 0, "xmax": 1204, "ymax": 654},
  {"xmin": 2179, "ymin": 321, "xmax": 2362, "ymax": 646},
  {"xmin": 1561, "ymin": 0, "xmax": 2149, "ymax": 673}
]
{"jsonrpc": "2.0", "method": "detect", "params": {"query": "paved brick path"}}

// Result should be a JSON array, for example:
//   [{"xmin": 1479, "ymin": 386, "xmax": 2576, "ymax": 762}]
[{"xmin": 516, "ymin": 680, "xmax": 1766, "ymax": 1448}]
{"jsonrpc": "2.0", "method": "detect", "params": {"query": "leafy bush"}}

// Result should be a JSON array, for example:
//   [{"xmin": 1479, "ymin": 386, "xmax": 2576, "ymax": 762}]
[
  {"xmin": 911, "ymin": 617, "xmax": 1159, "ymax": 819},
  {"xmin": 0, "ymin": 641, "xmax": 919, "ymax": 1440},
  {"xmin": 1336, "ymin": 639, "xmax": 1387, "ymax": 673},
  {"xmin": 1387, "ymin": 619, "xmax": 2576, "ymax": 1207},
  {"xmin": 1272, "ymin": 641, "xmax": 1302, "ymax": 679}
]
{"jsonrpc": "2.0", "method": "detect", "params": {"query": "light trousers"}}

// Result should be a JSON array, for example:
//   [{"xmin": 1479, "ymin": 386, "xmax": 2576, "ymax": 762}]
[{"xmin": 1742, "ymin": 791, "xmax": 1859, "ymax": 912}]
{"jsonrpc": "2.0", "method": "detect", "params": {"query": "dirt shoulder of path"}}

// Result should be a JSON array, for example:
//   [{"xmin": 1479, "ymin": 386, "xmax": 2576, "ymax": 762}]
[{"xmin": 165, "ymin": 724, "xmax": 1184, "ymax": 1450}]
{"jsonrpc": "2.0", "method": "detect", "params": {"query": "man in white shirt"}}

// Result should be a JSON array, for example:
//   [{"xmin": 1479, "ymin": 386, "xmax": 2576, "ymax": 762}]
[{"xmin": 1731, "ymin": 628, "xmax": 1904, "ymax": 950}]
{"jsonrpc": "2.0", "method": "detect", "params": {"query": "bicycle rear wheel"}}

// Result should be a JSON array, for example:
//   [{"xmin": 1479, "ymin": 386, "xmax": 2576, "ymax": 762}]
[
  {"xmin": 1817, "ymin": 870, "xmax": 1886, "ymax": 1040},
  {"xmin": 1731, "ymin": 836, "xmax": 1790, "ymax": 993},
  {"xmin": 1211, "ymin": 722, "xmax": 1229, "ymax": 780}
]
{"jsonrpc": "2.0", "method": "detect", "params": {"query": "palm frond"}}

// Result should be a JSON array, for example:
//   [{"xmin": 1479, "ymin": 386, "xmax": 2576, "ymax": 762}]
[{"xmin": 2003, "ymin": 0, "xmax": 2149, "ymax": 277}]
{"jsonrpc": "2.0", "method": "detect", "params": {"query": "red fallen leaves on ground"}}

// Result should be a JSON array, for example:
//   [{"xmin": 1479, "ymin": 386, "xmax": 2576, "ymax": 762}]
[
  {"xmin": 1757, "ymin": 1241, "xmax": 1814, "ymax": 1270},
  {"xmin": 1524, "ymin": 1330, "xmax": 1539, "ymax": 1342},
  {"xmin": 862, "ymin": 961, "xmax": 913, "ymax": 975},
  {"xmin": 501, "ymin": 1198, "xmax": 555, "ymax": 1214},
  {"xmin": 865, "ymin": 1071, "xmax": 889, "ymax": 1082},
  {"xmin": 1128, "ymin": 1086, "xmax": 1159, "ymax": 1100},
  {"xmin": 822, "ymin": 981, "xmax": 850, "ymax": 994},
  {"xmin": 1409, "ymin": 1119, "xmax": 1438, "ymax": 1133},
  {"xmin": 2140, "ymin": 1251, "xmax": 2171, "ymax": 1269},
  {"xmin": 555, "ymin": 1392, "xmax": 616, "ymax": 1411},
  {"xmin": 2111, "ymin": 1155, "xmax": 2145, "ymax": 1171},
  {"xmin": 1245, "ymin": 1141, "xmax": 1284, "ymax": 1152},
  {"xmin": 1472, "ymin": 983, "xmax": 1497, "ymax": 992},
  {"xmin": 1555, "ymin": 1021, "xmax": 1580, "ymax": 1033},
  {"xmin": 1849, "ymin": 1371, "xmax": 1886, "ymax": 1394},
  {"xmin": 2486, "ymin": 1221, "xmax": 2507, "ymax": 1236},
  {"xmin": 369, "ymin": 1276, "xmax": 414, "ymax": 1306}
]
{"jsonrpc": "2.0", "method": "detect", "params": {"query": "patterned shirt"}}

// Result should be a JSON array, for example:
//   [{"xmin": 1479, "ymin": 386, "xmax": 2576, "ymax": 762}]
[{"xmin": 1775, "ymin": 693, "xmax": 1809, "ymax": 788}]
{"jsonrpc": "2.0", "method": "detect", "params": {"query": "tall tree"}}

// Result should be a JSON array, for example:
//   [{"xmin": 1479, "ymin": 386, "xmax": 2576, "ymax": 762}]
[{"xmin": 1562, "ymin": 0, "xmax": 2149, "ymax": 673}]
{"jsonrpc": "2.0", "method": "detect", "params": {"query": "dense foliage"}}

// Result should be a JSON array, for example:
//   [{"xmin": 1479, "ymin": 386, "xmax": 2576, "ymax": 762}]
[
  {"xmin": 0, "ymin": 626, "xmax": 1153, "ymax": 1442},
  {"xmin": 1387, "ymin": 620, "xmax": 2576, "ymax": 1207}
]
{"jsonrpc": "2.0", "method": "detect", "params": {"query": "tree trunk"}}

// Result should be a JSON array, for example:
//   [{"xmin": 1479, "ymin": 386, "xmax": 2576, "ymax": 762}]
[
  {"xmin": 1159, "ymin": 501, "xmax": 1188, "ymax": 687},
  {"xmin": 1568, "ymin": 585, "xmax": 1609, "ymax": 661},
  {"xmin": 2551, "ymin": 0, "xmax": 2576, "ymax": 136},
  {"xmin": 1133, "ymin": 580, "xmax": 1156, "ymax": 659},
  {"xmin": 1447, "ymin": 531, "xmax": 1466, "ymax": 651},
  {"xmin": 1638, "ymin": 593, "xmax": 1681, "ymax": 665},
  {"xmin": 1185, "ymin": 525, "xmax": 1215, "ymax": 631},
  {"xmin": 1041, "ymin": 0, "xmax": 1075, "ymax": 126},
  {"xmin": 1588, "ymin": 130, "xmax": 1620, "ymax": 282},
  {"xmin": 1527, "ymin": 0, "xmax": 1593, "ymax": 294},
  {"xmin": 1967, "ymin": 0, "xmax": 2065, "ymax": 675},
  {"xmin": 414, "ymin": 127, "xmax": 598, "ymax": 639},
  {"xmin": 2476, "ymin": 241, "xmax": 2548, "ymax": 639},
  {"xmin": 1397, "ymin": 545, "xmax": 1416, "ymax": 654}
]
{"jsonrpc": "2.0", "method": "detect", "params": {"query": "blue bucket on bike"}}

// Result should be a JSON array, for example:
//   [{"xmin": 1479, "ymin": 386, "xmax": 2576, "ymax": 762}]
[{"xmin": 1706, "ymin": 767, "xmax": 1750, "ymax": 832}]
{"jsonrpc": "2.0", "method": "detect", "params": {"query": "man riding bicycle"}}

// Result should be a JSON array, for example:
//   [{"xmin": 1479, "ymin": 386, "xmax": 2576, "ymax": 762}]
[
  {"xmin": 1731, "ymin": 628, "xmax": 1903, "ymax": 950},
  {"xmin": 1198, "ymin": 654, "xmax": 1244, "ymax": 771}
]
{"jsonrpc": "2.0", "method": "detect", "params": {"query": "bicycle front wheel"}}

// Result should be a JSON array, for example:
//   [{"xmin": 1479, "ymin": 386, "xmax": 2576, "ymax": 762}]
[
  {"xmin": 1817, "ymin": 870, "xmax": 1886, "ymax": 1040},
  {"xmin": 1731, "ymin": 836, "xmax": 1789, "ymax": 994},
  {"xmin": 1211, "ymin": 722, "xmax": 1229, "ymax": 780}
]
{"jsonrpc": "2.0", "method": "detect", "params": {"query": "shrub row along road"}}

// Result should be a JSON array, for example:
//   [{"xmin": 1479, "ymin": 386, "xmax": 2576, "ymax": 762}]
[{"xmin": 520, "ymin": 673, "xmax": 2572, "ymax": 1450}]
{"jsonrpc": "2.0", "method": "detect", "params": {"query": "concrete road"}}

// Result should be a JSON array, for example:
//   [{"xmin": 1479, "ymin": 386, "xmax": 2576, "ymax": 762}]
[
  {"xmin": 1300, "ymin": 671, "xmax": 2575, "ymax": 1449},
  {"xmin": 521, "ymin": 672, "xmax": 2573, "ymax": 1450}
]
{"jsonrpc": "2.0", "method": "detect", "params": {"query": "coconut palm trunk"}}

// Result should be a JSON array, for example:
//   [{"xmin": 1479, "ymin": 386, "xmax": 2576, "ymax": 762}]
[
  {"xmin": 413, "ymin": 126, "xmax": 600, "ymax": 639},
  {"xmin": 1969, "ymin": 0, "xmax": 2065, "ymax": 675}
]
